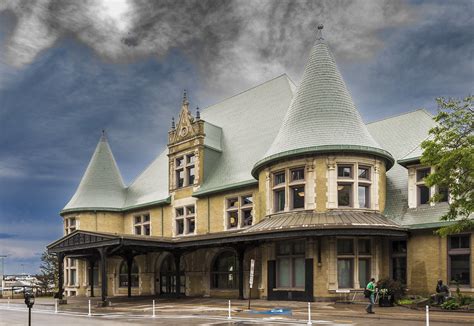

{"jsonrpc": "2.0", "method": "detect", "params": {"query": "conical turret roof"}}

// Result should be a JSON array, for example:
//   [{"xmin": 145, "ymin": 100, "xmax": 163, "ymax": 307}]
[
  {"xmin": 252, "ymin": 26, "xmax": 393, "ymax": 177},
  {"xmin": 63, "ymin": 132, "xmax": 126, "ymax": 212}
]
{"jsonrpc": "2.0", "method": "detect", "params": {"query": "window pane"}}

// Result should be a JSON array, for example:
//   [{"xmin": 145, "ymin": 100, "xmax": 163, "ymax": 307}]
[
  {"xmin": 392, "ymin": 240, "xmax": 407, "ymax": 254},
  {"xmin": 187, "ymin": 167, "xmax": 195, "ymax": 185},
  {"xmin": 337, "ymin": 259, "xmax": 353, "ymax": 288},
  {"xmin": 70, "ymin": 269, "xmax": 76, "ymax": 285},
  {"xmin": 135, "ymin": 226, "xmax": 141, "ymax": 235},
  {"xmin": 275, "ymin": 189, "xmax": 285, "ymax": 212},
  {"xmin": 337, "ymin": 239, "xmax": 354, "ymax": 255},
  {"xmin": 338, "ymin": 166, "xmax": 352, "ymax": 178},
  {"xmin": 418, "ymin": 185, "xmax": 430, "ymax": 205},
  {"xmin": 358, "ymin": 185, "xmax": 370, "ymax": 208},
  {"xmin": 274, "ymin": 172, "xmax": 285, "ymax": 185},
  {"xmin": 450, "ymin": 255, "xmax": 470, "ymax": 285},
  {"xmin": 144, "ymin": 214, "xmax": 150, "ymax": 222},
  {"xmin": 69, "ymin": 218, "xmax": 76, "ymax": 226},
  {"xmin": 242, "ymin": 209, "xmax": 253, "ymax": 226},
  {"xmin": 277, "ymin": 258, "xmax": 290, "ymax": 287},
  {"xmin": 338, "ymin": 184, "xmax": 352, "ymax": 207},
  {"xmin": 293, "ymin": 241, "xmax": 305, "ymax": 255},
  {"xmin": 176, "ymin": 157, "xmax": 184, "ymax": 167},
  {"xmin": 358, "ymin": 167, "xmax": 370, "ymax": 180},
  {"xmin": 417, "ymin": 168, "xmax": 430, "ymax": 182},
  {"xmin": 187, "ymin": 205, "xmax": 195, "ymax": 214},
  {"xmin": 177, "ymin": 170, "xmax": 184, "ymax": 188},
  {"xmin": 392, "ymin": 257, "xmax": 407, "ymax": 284},
  {"xmin": 187, "ymin": 154, "xmax": 195, "ymax": 164},
  {"xmin": 242, "ymin": 195, "xmax": 253, "ymax": 206},
  {"xmin": 292, "ymin": 186, "xmax": 305, "ymax": 209},
  {"xmin": 439, "ymin": 187, "xmax": 449, "ymax": 202},
  {"xmin": 358, "ymin": 259, "xmax": 370, "ymax": 288},
  {"xmin": 187, "ymin": 217, "xmax": 195, "ymax": 233},
  {"xmin": 227, "ymin": 198, "xmax": 238, "ymax": 208},
  {"xmin": 277, "ymin": 243, "xmax": 291, "ymax": 255},
  {"xmin": 228, "ymin": 211, "xmax": 238, "ymax": 228},
  {"xmin": 294, "ymin": 258, "xmax": 305, "ymax": 288},
  {"xmin": 291, "ymin": 168, "xmax": 305, "ymax": 181},
  {"xmin": 358, "ymin": 239, "xmax": 371, "ymax": 255},
  {"xmin": 176, "ymin": 219, "xmax": 184, "ymax": 235},
  {"xmin": 134, "ymin": 216, "xmax": 141, "ymax": 224},
  {"xmin": 144, "ymin": 224, "xmax": 150, "ymax": 236}
]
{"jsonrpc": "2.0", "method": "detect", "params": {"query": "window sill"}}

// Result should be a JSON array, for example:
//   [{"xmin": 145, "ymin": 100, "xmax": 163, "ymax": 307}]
[{"xmin": 273, "ymin": 287, "xmax": 305, "ymax": 292}]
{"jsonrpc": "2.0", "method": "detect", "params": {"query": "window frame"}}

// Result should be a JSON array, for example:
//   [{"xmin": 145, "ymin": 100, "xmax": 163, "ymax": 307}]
[
  {"xmin": 448, "ymin": 234, "xmax": 471, "ymax": 286},
  {"xmin": 211, "ymin": 251, "xmax": 239, "ymax": 290},
  {"xmin": 175, "ymin": 205, "xmax": 196, "ymax": 236},
  {"xmin": 275, "ymin": 240, "xmax": 306, "ymax": 289},
  {"xmin": 272, "ymin": 167, "xmax": 306, "ymax": 213},
  {"xmin": 119, "ymin": 259, "xmax": 139, "ymax": 288},
  {"xmin": 225, "ymin": 194, "xmax": 254, "ymax": 230},
  {"xmin": 415, "ymin": 167, "xmax": 431, "ymax": 206},
  {"xmin": 336, "ymin": 237, "xmax": 372, "ymax": 289},
  {"xmin": 133, "ymin": 213, "xmax": 151, "ymax": 236},
  {"xmin": 174, "ymin": 152, "xmax": 196, "ymax": 189},
  {"xmin": 336, "ymin": 163, "xmax": 372, "ymax": 209}
]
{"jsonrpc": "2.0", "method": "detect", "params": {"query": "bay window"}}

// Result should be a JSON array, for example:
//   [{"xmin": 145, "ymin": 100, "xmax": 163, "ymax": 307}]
[
  {"xmin": 272, "ymin": 167, "xmax": 305, "ymax": 213},
  {"xmin": 337, "ymin": 163, "xmax": 372, "ymax": 209}
]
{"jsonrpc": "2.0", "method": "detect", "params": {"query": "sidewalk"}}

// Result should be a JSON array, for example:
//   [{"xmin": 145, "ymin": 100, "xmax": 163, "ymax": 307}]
[{"xmin": 1, "ymin": 296, "xmax": 473, "ymax": 324}]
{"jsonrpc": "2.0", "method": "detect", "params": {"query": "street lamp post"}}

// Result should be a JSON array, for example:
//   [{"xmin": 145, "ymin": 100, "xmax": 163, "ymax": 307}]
[{"xmin": 24, "ymin": 292, "xmax": 35, "ymax": 326}]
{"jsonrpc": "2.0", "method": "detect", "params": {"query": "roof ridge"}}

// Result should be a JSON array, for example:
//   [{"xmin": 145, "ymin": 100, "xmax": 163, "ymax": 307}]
[
  {"xmin": 201, "ymin": 74, "xmax": 291, "ymax": 113},
  {"xmin": 366, "ymin": 108, "xmax": 429, "ymax": 125}
]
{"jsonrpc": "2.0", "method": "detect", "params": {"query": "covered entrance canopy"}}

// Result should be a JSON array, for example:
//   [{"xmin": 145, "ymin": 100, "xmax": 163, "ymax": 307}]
[{"xmin": 47, "ymin": 210, "xmax": 407, "ymax": 304}]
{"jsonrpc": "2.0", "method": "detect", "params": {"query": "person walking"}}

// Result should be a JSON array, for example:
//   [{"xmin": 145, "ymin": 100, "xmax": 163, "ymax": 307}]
[{"xmin": 366, "ymin": 278, "xmax": 376, "ymax": 314}]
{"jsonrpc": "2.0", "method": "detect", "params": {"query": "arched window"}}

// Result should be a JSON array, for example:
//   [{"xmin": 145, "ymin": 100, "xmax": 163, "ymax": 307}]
[
  {"xmin": 119, "ymin": 259, "xmax": 139, "ymax": 288},
  {"xmin": 211, "ymin": 251, "xmax": 238, "ymax": 289}
]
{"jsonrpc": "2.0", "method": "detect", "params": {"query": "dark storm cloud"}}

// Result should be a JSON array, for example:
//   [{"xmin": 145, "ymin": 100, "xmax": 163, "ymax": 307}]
[{"xmin": 1, "ymin": 0, "xmax": 416, "ymax": 94}]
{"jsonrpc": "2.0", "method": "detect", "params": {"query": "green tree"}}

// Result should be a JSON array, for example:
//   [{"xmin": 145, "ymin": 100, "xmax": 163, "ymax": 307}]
[
  {"xmin": 37, "ymin": 250, "xmax": 59, "ymax": 293},
  {"xmin": 421, "ymin": 95, "xmax": 474, "ymax": 236}
]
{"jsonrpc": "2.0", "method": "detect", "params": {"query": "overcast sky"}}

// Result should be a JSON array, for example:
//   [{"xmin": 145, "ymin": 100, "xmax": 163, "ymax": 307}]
[{"xmin": 0, "ymin": 0, "xmax": 472, "ymax": 274}]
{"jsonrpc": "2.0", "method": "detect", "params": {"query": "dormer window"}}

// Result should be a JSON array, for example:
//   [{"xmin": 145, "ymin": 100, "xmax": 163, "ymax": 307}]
[
  {"xmin": 416, "ymin": 168, "xmax": 431, "ymax": 205},
  {"xmin": 272, "ymin": 167, "xmax": 305, "ymax": 213},
  {"xmin": 175, "ymin": 153, "xmax": 196, "ymax": 189}
]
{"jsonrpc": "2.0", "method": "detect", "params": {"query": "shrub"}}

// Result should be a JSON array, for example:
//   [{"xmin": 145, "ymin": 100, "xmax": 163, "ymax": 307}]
[
  {"xmin": 397, "ymin": 298, "xmax": 414, "ymax": 305},
  {"xmin": 441, "ymin": 299, "xmax": 460, "ymax": 310},
  {"xmin": 376, "ymin": 278, "xmax": 406, "ymax": 301}
]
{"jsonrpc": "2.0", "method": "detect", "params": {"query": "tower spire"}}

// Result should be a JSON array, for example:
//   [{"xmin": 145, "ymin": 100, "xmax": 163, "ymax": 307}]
[{"xmin": 316, "ymin": 24, "xmax": 324, "ymax": 42}]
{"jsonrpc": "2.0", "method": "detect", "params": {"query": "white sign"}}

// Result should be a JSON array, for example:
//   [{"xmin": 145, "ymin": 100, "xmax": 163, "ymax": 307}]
[{"xmin": 249, "ymin": 259, "xmax": 255, "ymax": 288}]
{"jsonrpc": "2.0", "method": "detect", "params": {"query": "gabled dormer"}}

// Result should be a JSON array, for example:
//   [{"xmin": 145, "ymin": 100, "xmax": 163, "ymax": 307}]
[{"xmin": 168, "ymin": 91, "xmax": 205, "ymax": 192}]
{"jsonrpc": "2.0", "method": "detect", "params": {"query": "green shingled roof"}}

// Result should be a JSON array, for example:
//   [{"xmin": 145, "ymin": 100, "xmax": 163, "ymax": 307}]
[
  {"xmin": 252, "ymin": 33, "xmax": 393, "ymax": 177},
  {"xmin": 63, "ymin": 134, "xmax": 126, "ymax": 212}
]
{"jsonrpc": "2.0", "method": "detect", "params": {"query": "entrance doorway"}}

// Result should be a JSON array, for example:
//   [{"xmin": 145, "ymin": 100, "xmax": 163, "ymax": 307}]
[{"xmin": 158, "ymin": 254, "xmax": 185, "ymax": 296}]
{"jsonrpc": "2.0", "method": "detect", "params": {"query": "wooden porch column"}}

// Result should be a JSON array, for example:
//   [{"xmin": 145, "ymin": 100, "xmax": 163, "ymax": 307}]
[
  {"xmin": 98, "ymin": 248, "xmax": 108, "ymax": 304},
  {"xmin": 173, "ymin": 251, "xmax": 182, "ymax": 298},
  {"xmin": 88, "ymin": 258, "xmax": 95, "ymax": 297},
  {"xmin": 57, "ymin": 253, "xmax": 65, "ymax": 300},
  {"xmin": 237, "ymin": 246, "xmax": 245, "ymax": 300}
]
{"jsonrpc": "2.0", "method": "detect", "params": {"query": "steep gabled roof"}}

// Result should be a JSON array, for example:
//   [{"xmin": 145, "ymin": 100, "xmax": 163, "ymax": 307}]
[
  {"xmin": 252, "ymin": 27, "xmax": 393, "ymax": 177},
  {"xmin": 63, "ymin": 133, "xmax": 126, "ymax": 212}
]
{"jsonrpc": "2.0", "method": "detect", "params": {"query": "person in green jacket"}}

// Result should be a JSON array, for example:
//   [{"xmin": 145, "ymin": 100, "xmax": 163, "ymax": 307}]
[{"xmin": 366, "ymin": 278, "xmax": 376, "ymax": 314}]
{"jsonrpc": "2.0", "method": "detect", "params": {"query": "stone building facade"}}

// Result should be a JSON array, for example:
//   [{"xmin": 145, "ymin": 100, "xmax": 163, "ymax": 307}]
[{"xmin": 48, "ymin": 27, "xmax": 473, "ymax": 303}]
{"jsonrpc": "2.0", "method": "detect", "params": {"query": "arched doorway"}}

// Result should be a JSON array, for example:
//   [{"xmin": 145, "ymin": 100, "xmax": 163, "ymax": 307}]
[
  {"xmin": 158, "ymin": 254, "xmax": 185, "ymax": 296},
  {"xmin": 211, "ymin": 250, "xmax": 239, "ymax": 289}
]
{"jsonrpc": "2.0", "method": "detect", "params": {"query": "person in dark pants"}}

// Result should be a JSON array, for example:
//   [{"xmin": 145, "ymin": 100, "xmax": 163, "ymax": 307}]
[
  {"xmin": 366, "ymin": 278, "xmax": 376, "ymax": 314},
  {"xmin": 431, "ymin": 279, "xmax": 450, "ymax": 305}
]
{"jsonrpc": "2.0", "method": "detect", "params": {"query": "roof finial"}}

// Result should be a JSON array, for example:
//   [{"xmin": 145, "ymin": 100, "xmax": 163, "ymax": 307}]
[
  {"xmin": 196, "ymin": 106, "xmax": 200, "ymax": 120},
  {"xmin": 171, "ymin": 117, "xmax": 175, "ymax": 130},
  {"xmin": 182, "ymin": 89, "xmax": 188, "ymax": 105},
  {"xmin": 100, "ymin": 129, "xmax": 107, "ymax": 142},
  {"xmin": 316, "ymin": 24, "xmax": 324, "ymax": 41}
]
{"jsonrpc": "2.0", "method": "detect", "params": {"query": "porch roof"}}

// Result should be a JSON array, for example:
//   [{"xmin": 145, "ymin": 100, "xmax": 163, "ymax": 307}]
[{"xmin": 48, "ymin": 211, "xmax": 406, "ymax": 254}]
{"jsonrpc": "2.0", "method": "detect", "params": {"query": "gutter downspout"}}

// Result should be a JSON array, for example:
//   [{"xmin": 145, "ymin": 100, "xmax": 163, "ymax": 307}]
[
  {"xmin": 207, "ymin": 196, "xmax": 210, "ymax": 233},
  {"xmin": 161, "ymin": 206, "xmax": 164, "ymax": 237}
]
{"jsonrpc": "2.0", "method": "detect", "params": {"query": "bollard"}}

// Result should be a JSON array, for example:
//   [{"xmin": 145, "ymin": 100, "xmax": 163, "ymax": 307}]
[
  {"xmin": 55, "ymin": 299, "xmax": 58, "ymax": 313},
  {"xmin": 227, "ymin": 300, "xmax": 231, "ymax": 320},
  {"xmin": 426, "ymin": 305, "xmax": 429, "ymax": 326},
  {"xmin": 307, "ymin": 302, "xmax": 312, "ymax": 325},
  {"xmin": 152, "ymin": 299, "xmax": 156, "ymax": 318},
  {"xmin": 88, "ymin": 300, "xmax": 91, "ymax": 317},
  {"xmin": 7, "ymin": 297, "xmax": 10, "ymax": 309}
]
